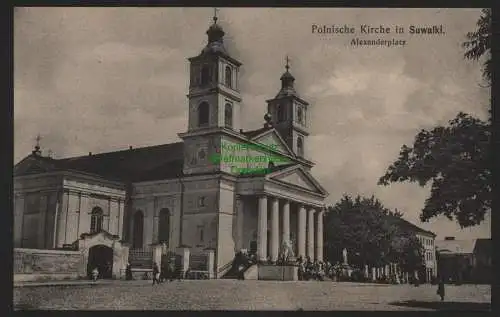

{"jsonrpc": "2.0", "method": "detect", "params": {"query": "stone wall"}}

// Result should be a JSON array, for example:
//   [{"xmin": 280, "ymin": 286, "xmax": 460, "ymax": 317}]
[
  {"xmin": 14, "ymin": 248, "xmax": 86, "ymax": 282},
  {"xmin": 258, "ymin": 264, "xmax": 298, "ymax": 281}
]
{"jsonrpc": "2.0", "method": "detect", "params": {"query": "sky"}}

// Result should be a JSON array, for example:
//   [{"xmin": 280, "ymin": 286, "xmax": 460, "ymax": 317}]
[{"xmin": 14, "ymin": 7, "xmax": 491, "ymax": 240}]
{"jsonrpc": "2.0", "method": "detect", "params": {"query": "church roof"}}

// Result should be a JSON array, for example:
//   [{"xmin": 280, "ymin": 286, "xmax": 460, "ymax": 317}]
[
  {"xmin": 15, "ymin": 142, "xmax": 185, "ymax": 182},
  {"xmin": 57, "ymin": 142, "xmax": 184, "ymax": 182},
  {"xmin": 241, "ymin": 126, "xmax": 274, "ymax": 138},
  {"xmin": 15, "ymin": 138, "xmax": 299, "ymax": 182}
]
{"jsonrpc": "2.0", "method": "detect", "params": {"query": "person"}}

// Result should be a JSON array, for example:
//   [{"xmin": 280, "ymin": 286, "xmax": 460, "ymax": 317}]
[
  {"xmin": 92, "ymin": 267, "xmax": 99, "ymax": 282},
  {"xmin": 297, "ymin": 257, "xmax": 304, "ymax": 281},
  {"xmin": 152, "ymin": 262, "xmax": 160, "ymax": 285},
  {"xmin": 125, "ymin": 262, "xmax": 133, "ymax": 280},
  {"xmin": 168, "ymin": 257, "xmax": 176, "ymax": 281},
  {"xmin": 106, "ymin": 261, "xmax": 112, "ymax": 279},
  {"xmin": 161, "ymin": 259, "xmax": 169, "ymax": 281},
  {"xmin": 437, "ymin": 277, "xmax": 445, "ymax": 301}
]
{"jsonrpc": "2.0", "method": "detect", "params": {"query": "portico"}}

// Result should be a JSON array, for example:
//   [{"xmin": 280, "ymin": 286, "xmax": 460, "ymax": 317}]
[
  {"xmin": 235, "ymin": 164, "xmax": 328, "ymax": 263},
  {"xmin": 254, "ymin": 195, "xmax": 325, "ymax": 262}
]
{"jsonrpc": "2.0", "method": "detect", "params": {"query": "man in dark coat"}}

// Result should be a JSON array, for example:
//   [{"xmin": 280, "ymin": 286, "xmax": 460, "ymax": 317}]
[
  {"xmin": 152, "ymin": 262, "xmax": 160, "ymax": 285},
  {"xmin": 125, "ymin": 263, "xmax": 133, "ymax": 280},
  {"xmin": 437, "ymin": 277, "xmax": 445, "ymax": 301}
]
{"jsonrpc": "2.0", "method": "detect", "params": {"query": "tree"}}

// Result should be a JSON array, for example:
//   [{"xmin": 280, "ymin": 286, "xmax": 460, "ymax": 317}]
[
  {"xmin": 462, "ymin": 8, "xmax": 491, "ymax": 85},
  {"xmin": 379, "ymin": 113, "xmax": 491, "ymax": 228},
  {"xmin": 324, "ymin": 194, "xmax": 402, "ymax": 268},
  {"xmin": 389, "ymin": 232, "xmax": 425, "ymax": 274},
  {"xmin": 379, "ymin": 10, "xmax": 492, "ymax": 228}
]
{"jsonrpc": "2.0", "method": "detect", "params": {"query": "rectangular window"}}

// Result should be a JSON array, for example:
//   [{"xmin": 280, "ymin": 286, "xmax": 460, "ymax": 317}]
[
  {"xmin": 198, "ymin": 196, "xmax": 206, "ymax": 207},
  {"xmin": 198, "ymin": 225, "xmax": 204, "ymax": 242}
]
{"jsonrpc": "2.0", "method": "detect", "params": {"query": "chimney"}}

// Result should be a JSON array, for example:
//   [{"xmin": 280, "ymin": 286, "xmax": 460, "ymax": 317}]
[
  {"xmin": 88, "ymin": 152, "xmax": 92, "ymax": 156},
  {"xmin": 444, "ymin": 236, "xmax": 455, "ymax": 240}
]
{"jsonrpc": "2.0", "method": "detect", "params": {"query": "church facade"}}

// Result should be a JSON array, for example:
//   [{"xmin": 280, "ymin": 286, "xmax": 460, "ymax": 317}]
[{"xmin": 13, "ymin": 15, "xmax": 329, "ymax": 277}]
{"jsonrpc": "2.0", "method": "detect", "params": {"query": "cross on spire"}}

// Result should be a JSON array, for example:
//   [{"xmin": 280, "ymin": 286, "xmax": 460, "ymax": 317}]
[
  {"xmin": 285, "ymin": 55, "xmax": 290, "ymax": 71},
  {"xmin": 33, "ymin": 134, "xmax": 42, "ymax": 155},
  {"xmin": 35, "ymin": 134, "xmax": 42, "ymax": 147},
  {"xmin": 213, "ymin": 7, "xmax": 219, "ymax": 23}
]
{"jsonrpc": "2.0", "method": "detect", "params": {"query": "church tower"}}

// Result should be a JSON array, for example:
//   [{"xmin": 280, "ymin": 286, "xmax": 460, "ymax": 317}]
[
  {"xmin": 180, "ymin": 11, "xmax": 243, "ymax": 174},
  {"xmin": 266, "ymin": 57, "xmax": 310, "ymax": 159},
  {"xmin": 186, "ymin": 13, "xmax": 242, "ymax": 132}
]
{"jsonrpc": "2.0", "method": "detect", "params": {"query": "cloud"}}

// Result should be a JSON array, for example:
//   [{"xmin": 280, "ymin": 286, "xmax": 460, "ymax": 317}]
[{"xmin": 14, "ymin": 8, "xmax": 490, "ymax": 240}]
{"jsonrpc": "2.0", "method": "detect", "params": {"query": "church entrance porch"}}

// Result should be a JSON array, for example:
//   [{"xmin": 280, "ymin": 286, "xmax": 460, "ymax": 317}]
[
  {"xmin": 87, "ymin": 245, "xmax": 113, "ymax": 279},
  {"xmin": 237, "ymin": 194, "xmax": 326, "ymax": 264},
  {"xmin": 78, "ymin": 231, "xmax": 130, "ymax": 279}
]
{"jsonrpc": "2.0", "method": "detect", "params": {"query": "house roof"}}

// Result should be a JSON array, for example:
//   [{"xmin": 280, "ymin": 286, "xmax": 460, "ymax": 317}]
[
  {"xmin": 436, "ymin": 239, "xmax": 476, "ymax": 254},
  {"xmin": 473, "ymin": 238, "xmax": 491, "ymax": 256},
  {"xmin": 387, "ymin": 216, "xmax": 436, "ymax": 237}
]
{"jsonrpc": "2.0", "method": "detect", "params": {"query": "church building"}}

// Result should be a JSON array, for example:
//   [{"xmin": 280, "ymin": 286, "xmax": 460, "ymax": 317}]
[{"xmin": 13, "ymin": 14, "xmax": 329, "ymax": 277}]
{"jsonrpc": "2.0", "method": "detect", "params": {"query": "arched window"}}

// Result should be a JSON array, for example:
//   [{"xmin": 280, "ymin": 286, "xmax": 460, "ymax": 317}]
[
  {"xmin": 277, "ymin": 104, "xmax": 285, "ymax": 122},
  {"xmin": 90, "ymin": 207, "xmax": 103, "ymax": 233},
  {"xmin": 158, "ymin": 209, "xmax": 170, "ymax": 245},
  {"xmin": 132, "ymin": 210, "xmax": 144, "ymax": 249},
  {"xmin": 297, "ymin": 107, "xmax": 303, "ymax": 124},
  {"xmin": 201, "ymin": 65, "xmax": 210, "ymax": 86},
  {"xmin": 198, "ymin": 102, "xmax": 209, "ymax": 126},
  {"xmin": 297, "ymin": 136, "xmax": 304, "ymax": 157},
  {"xmin": 224, "ymin": 103, "xmax": 233, "ymax": 128},
  {"xmin": 225, "ymin": 66, "xmax": 232, "ymax": 88}
]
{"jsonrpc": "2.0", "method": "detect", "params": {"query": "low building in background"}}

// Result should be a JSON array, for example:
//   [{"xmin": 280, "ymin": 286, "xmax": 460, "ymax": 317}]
[
  {"xmin": 391, "ymin": 217, "xmax": 437, "ymax": 283},
  {"xmin": 436, "ymin": 237, "xmax": 491, "ymax": 284}
]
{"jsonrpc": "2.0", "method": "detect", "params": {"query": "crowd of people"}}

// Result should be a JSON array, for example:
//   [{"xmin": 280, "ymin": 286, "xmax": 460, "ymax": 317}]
[
  {"xmin": 296, "ymin": 256, "xmax": 336, "ymax": 281},
  {"xmin": 130, "ymin": 251, "xmax": 448, "ymax": 301}
]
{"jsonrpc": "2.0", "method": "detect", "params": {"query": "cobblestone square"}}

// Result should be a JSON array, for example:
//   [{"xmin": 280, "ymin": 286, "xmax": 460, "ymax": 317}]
[{"xmin": 13, "ymin": 280, "xmax": 491, "ymax": 311}]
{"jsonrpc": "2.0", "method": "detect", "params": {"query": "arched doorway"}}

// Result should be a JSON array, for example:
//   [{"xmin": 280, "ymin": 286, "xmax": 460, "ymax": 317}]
[
  {"xmin": 158, "ymin": 208, "xmax": 170, "ymax": 246},
  {"xmin": 87, "ymin": 245, "xmax": 113, "ymax": 279},
  {"xmin": 133, "ymin": 210, "xmax": 144, "ymax": 249}
]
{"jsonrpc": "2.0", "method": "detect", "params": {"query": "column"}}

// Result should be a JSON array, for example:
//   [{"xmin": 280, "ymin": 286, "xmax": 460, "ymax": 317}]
[
  {"xmin": 152, "ymin": 197, "xmax": 159, "ymax": 243},
  {"xmin": 297, "ymin": 205, "xmax": 306, "ymax": 258},
  {"xmin": 117, "ymin": 199, "xmax": 123, "ymax": 238},
  {"xmin": 281, "ymin": 200, "xmax": 290, "ymax": 245},
  {"xmin": 52, "ymin": 197, "xmax": 60, "ymax": 248},
  {"xmin": 307, "ymin": 208, "xmax": 315, "ymax": 259},
  {"xmin": 238, "ymin": 198, "xmax": 245, "ymax": 251},
  {"xmin": 56, "ymin": 191, "xmax": 69, "ymax": 247},
  {"xmin": 38, "ymin": 194, "xmax": 48, "ymax": 249},
  {"xmin": 315, "ymin": 209, "xmax": 324, "ymax": 261},
  {"xmin": 270, "ymin": 198, "xmax": 279, "ymax": 262},
  {"xmin": 14, "ymin": 194, "xmax": 25, "ymax": 248},
  {"xmin": 257, "ymin": 195, "xmax": 268, "ymax": 262}
]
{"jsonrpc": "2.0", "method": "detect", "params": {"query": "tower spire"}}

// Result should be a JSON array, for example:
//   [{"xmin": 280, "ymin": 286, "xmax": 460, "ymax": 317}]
[
  {"xmin": 277, "ymin": 55, "xmax": 296, "ymax": 97},
  {"xmin": 213, "ymin": 7, "xmax": 219, "ymax": 23},
  {"xmin": 202, "ymin": 8, "xmax": 226, "ymax": 54}
]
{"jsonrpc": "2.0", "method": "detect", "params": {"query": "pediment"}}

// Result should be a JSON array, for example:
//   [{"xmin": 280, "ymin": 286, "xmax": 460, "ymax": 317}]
[
  {"xmin": 251, "ymin": 129, "xmax": 295, "ymax": 158},
  {"xmin": 14, "ymin": 155, "xmax": 59, "ymax": 176},
  {"xmin": 79, "ymin": 230, "xmax": 121, "ymax": 250},
  {"xmin": 267, "ymin": 165, "xmax": 328, "ymax": 196}
]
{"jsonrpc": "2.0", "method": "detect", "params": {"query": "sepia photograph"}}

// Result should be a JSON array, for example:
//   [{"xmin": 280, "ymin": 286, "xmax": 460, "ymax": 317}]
[{"xmin": 13, "ymin": 7, "xmax": 491, "ymax": 311}]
